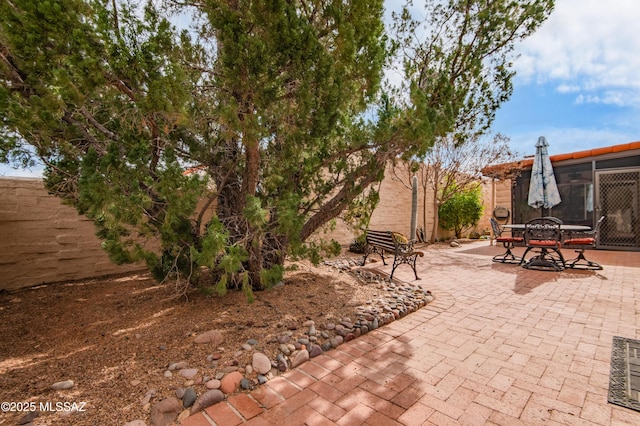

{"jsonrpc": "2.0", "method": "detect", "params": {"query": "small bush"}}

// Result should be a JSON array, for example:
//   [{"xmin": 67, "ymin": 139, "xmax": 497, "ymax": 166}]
[
  {"xmin": 349, "ymin": 234, "xmax": 367, "ymax": 253},
  {"xmin": 439, "ymin": 184, "xmax": 484, "ymax": 239}
]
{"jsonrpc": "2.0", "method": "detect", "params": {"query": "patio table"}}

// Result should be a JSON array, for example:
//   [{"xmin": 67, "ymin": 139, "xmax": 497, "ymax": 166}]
[
  {"xmin": 503, "ymin": 224, "xmax": 591, "ymax": 231},
  {"xmin": 503, "ymin": 223, "xmax": 592, "ymax": 271}
]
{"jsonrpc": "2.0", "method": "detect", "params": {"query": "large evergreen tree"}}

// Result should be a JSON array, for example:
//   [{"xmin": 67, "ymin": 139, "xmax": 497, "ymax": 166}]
[{"xmin": 0, "ymin": 0, "xmax": 553, "ymax": 294}]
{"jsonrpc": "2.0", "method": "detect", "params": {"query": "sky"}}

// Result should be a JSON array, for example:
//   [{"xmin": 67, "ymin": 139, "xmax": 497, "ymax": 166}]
[
  {"xmin": 2, "ymin": 0, "xmax": 638, "ymax": 177},
  {"xmin": 489, "ymin": 0, "xmax": 640, "ymax": 157}
]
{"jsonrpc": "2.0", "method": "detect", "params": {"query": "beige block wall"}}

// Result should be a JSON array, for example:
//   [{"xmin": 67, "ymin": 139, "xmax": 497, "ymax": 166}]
[
  {"xmin": 315, "ymin": 164, "xmax": 438, "ymax": 244},
  {"xmin": 314, "ymin": 165, "xmax": 425, "ymax": 245},
  {"xmin": 315, "ymin": 170, "xmax": 513, "ymax": 246},
  {"xmin": 0, "ymin": 178, "xmax": 145, "ymax": 291},
  {"xmin": 483, "ymin": 178, "xmax": 513, "ymax": 223},
  {"xmin": 0, "ymin": 174, "xmax": 513, "ymax": 290},
  {"xmin": 369, "ymin": 170, "xmax": 424, "ymax": 237}
]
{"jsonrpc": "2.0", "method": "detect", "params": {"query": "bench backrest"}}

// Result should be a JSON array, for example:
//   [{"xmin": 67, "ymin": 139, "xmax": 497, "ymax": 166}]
[
  {"xmin": 366, "ymin": 228, "xmax": 417, "ymax": 252},
  {"xmin": 364, "ymin": 230, "xmax": 397, "ymax": 252}
]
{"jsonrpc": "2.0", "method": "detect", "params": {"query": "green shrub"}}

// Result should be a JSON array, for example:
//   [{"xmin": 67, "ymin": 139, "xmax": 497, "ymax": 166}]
[{"xmin": 439, "ymin": 185, "xmax": 483, "ymax": 239}]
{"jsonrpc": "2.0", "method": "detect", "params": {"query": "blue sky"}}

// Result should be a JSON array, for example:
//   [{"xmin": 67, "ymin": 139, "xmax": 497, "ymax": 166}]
[
  {"xmin": 2, "ymin": 0, "xmax": 638, "ymax": 176},
  {"xmin": 490, "ymin": 0, "xmax": 640, "ymax": 157}
]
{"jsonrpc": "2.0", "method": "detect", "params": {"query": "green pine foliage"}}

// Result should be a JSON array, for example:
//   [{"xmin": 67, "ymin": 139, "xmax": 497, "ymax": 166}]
[{"xmin": 0, "ymin": 0, "xmax": 553, "ymax": 297}]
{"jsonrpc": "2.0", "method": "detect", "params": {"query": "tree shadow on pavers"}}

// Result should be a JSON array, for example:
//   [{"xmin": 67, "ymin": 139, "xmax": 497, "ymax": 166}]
[{"xmin": 491, "ymin": 262, "xmax": 607, "ymax": 295}]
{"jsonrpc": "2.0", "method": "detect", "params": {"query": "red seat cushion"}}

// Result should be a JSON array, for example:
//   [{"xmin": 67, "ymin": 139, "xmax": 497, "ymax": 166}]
[
  {"xmin": 563, "ymin": 238, "xmax": 594, "ymax": 246},
  {"xmin": 528, "ymin": 240, "xmax": 560, "ymax": 247},
  {"xmin": 497, "ymin": 237, "xmax": 524, "ymax": 243}
]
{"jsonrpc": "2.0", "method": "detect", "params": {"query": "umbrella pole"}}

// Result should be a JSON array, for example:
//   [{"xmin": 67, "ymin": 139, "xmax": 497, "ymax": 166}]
[{"xmin": 541, "ymin": 155, "xmax": 544, "ymax": 217}]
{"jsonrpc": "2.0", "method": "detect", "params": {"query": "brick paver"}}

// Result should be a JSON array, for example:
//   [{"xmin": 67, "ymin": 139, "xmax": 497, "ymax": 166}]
[
  {"xmin": 179, "ymin": 412, "xmax": 213, "ymax": 426},
  {"xmin": 182, "ymin": 242, "xmax": 640, "ymax": 425}
]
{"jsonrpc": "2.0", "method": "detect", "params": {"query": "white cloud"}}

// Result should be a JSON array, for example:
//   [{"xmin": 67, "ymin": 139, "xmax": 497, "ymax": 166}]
[
  {"xmin": 513, "ymin": 0, "xmax": 640, "ymax": 107},
  {"xmin": 557, "ymin": 84, "xmax": 580, "ymax": 94}
]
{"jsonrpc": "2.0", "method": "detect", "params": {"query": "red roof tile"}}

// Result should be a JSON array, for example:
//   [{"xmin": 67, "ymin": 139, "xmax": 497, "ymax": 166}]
[{"xmin": 482, "ymin": 141, "xmax": 640, "ymax": 178}]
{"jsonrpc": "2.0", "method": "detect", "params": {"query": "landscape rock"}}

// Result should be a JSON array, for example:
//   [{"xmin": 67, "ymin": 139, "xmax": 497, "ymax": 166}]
[
  {"xmin": 277, "ymin": 357, "xmax": 288, "ymax": 372},
  {"xmin": 51, "ymin": 380, "xmax": 74, "ymax": 390},
  {"xmin": 291, "ymin": 349, "xmax": 309, "ymax": 368},
  {"xmin": 240, "ymin": 378, "xmax": 252, "ymax": 390},
  {"xmin": 18, "ymin": 411, "xmax": 39, "ymax": 425},
  {"xmin": 220, "ymin": 371, "xmax": 243, "ymax": 394},
  {"xmin": 206, "ymin": 379, "xmax": 221, "ymax": 389},
  {"xmin": 279, "ymin": 343, "xmax": 291, "ymax": 355},
  {"xmin": 182, "ymin": 387, "xmax": 197, "ymax": 408},
  {"xmin": 141, "ymin": 388, "xmax": 156, "ymax": 406},
  {"xmin": 178, "ymin": 368, "xmax": 198, "ymax": 379},
  {"xmin": 252, "ymin": 352, "xmax": 272, "ymax": 375},
  {"xmin": 191, "ymin": 390, "xmax": 225, "ymax": 414},
  {"xmin": 168, "ymin": 361, "xmax": 189, "ymax": 371},
  {"xmin": 334, "ymin": 324, "xmax": 347, "ymax": 336},
  {"xmin": 308, "ymin": 344, "xmax": 323, "ymax": 358},
  {"xmin": 149, "ymin": 397, "xmax": 181, "ymax": 426},
  {"xmin": 194, "ymin": 330, "xmax": 224, "ymax": 346}
]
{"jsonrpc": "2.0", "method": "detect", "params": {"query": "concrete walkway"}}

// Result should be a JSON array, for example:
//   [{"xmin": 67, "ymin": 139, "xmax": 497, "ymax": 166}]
[{"xmin": 182, "ymin": 241, "xmax": 640, "ymax": 425}]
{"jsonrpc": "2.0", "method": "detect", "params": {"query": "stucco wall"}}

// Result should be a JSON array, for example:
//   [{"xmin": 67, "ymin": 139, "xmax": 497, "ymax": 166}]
[
  {"xmin": 314, "ymin": 165, "xmax": 506, "ymax": 245},
  {"xmin": 0, "ymin": 178, "xmax": 145, "ymax": 291},
  {"xmin": 0, "ymin": 173, "xmax": 511, "ymax": 291},
  {"xmin": 484, "ymin": 178, "xmax": 513, "ymax": 224},
  {"xmin": 313, "ymin": 164, "xmax": 426, "ymax": 245}
]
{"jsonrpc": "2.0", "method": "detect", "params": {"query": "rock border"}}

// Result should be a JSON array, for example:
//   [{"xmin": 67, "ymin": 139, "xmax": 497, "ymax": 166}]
[{"xmin": 140, "ymin": 257, "xmax": 434, "ymax": 426}]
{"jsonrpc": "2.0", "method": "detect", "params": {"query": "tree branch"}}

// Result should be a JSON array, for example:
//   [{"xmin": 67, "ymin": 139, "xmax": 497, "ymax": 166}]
[{"xmin": 300, "ymin": 152, "xmax": 389, "ymax": 241}]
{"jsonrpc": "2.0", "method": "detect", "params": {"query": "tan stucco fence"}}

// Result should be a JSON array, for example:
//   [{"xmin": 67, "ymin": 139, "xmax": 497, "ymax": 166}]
[
  {"xmin": 0, "ymin": 178, "xmax": 145, "ymax": 291},
  {"xmin": 0, "ymin": 173, "xmax": 510, "ymax": 291}
]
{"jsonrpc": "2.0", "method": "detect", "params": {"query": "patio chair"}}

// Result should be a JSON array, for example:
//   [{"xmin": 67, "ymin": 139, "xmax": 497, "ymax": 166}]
[
  {"xmin": 522, "ymin": 217, "xmax": 565, "ymax": 271},
  {"xmin": 562, "ymin": 216, "xmax": 605, "ymax": 270},
  {"xmin": 490, "ymin": 217, "xmax": 523, "ymax": 264}
]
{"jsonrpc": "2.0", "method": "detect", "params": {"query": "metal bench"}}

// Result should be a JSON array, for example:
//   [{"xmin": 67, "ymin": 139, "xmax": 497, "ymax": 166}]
[{"xmin": 361, "ymin": 230, "xmax": 424, "ymax": 280}]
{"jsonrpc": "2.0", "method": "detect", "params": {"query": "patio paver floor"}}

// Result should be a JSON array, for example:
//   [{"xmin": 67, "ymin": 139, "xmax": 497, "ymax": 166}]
[{"xmin": 182, "ymin": 241, "xmax": 640, "ymax": 425}]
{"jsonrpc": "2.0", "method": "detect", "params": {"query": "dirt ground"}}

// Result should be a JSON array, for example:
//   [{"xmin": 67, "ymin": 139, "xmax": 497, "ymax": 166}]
[{"xmin": 0, "ymin": 252, "xmax": 417, "ymax": 426}]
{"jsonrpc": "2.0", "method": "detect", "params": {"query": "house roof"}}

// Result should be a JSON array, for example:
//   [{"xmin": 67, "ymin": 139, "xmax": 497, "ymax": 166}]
[{"xmin": 481, "ymin": 141, "xmax": 640, "ymax": 178}]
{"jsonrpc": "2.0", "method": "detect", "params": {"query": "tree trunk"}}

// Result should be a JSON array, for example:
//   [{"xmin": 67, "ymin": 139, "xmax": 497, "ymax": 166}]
[
  {"xmin": 262, "ymin": 232, "xmax": 287, "ymax": 269},
  {"xmin": 243, "ymin": 138, "xmax": 263, "ymax": 289},
  {"xmin": 210, "ymin": 138, "xmax": 264, "ymax": 289}
]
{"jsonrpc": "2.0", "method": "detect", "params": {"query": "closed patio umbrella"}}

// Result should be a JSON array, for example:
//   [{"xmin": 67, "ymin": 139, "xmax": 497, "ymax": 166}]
[{"xmin": 528, "ymin": 136, "xmax": 561, "ymax": 214}]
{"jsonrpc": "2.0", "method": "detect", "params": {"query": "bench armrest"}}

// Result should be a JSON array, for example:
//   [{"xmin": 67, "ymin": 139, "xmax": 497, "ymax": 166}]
[{"xmin": 396, "ymin": 240, "xmax": 420, "ymax": 256}]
